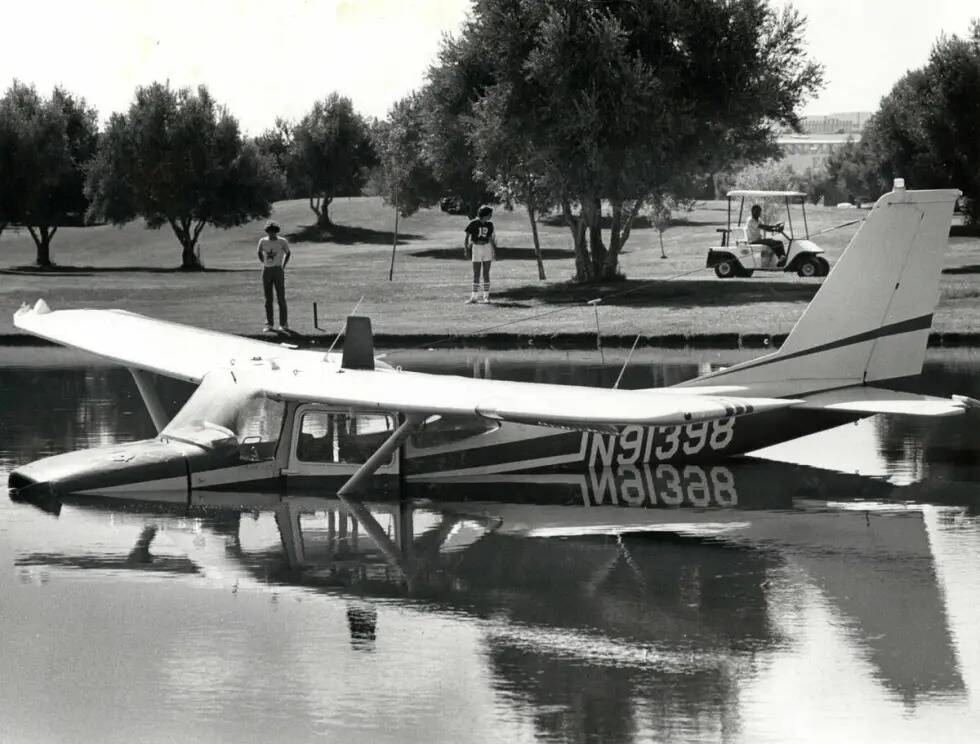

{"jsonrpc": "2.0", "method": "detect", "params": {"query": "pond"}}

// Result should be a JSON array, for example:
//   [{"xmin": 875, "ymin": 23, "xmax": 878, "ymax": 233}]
[{"xmin": 1, "ymin": 347, "xmax": 978, "ymax": 743}]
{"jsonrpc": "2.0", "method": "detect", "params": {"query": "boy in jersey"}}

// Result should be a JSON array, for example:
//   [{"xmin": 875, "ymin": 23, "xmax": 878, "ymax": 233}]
[
  {"xmin": 257, "ymin": 220, "xmax": 291, "ymax": 331},
  {"xmin": 464, "ymin": 205, "xmax": 497, "ymax": 303}
]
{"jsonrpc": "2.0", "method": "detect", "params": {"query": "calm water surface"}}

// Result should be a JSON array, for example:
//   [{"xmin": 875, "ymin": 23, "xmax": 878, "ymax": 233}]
[{"xmin": 1, "ymin": 347, "xmax": 979, "ymax": 744}]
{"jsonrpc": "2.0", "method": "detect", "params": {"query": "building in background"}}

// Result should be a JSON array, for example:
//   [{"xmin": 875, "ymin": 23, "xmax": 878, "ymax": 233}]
[{"xmin": 776, "ymin": 112, "xmax": 871, "ymax": 172}]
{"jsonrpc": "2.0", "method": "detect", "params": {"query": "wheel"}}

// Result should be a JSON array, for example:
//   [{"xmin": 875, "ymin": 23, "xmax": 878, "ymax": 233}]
[
  {"xmin": 816, "ymin": 257, "xmax": 830, "ymax": 276},
  {"xmin": 798, "ymin": 258, "xmax": 819, "ymax": 277},
  {"xmin": 715, "ymin": 261, "xmax": 736, "ymax": 278}
]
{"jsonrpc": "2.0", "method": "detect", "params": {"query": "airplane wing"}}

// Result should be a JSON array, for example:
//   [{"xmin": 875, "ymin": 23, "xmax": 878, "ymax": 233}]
[
  {"xmin": 252, "ymin": 365, "xmax": 801, "ymax": 430},
  {"xmin": 13, "ymin": 300, "xmax": 300, "ymax": 383},
  {"xmin": 13, "ymin": 300, "xmax": 801, "ymax": 429}
]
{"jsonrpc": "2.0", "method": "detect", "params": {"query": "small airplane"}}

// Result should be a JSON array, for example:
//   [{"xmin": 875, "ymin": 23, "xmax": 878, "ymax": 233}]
[{"xmin": 7, "ymin": 184, "xmax": 979, "ymax": 499}]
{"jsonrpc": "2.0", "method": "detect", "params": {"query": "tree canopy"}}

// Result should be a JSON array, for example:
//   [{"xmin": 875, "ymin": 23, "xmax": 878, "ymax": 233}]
[
  {"xmin": 425, "ymin": 0, "xmax": 822, "ymax": 281},
  {"xmin": 0, "ymin": 81, "xmax": 98, "ymax": 267},
  {"xmin": 828, "ymin": 21, "xmax": 980, "ymax": 221},
  {"xmin": 85, "ymin": 83, "xmax": 282, "ymax": 269},
  {"xmin": 286, "ymin": 94, "xmax": 377, "ymax": 227},
  {"xmin": 372, "ymin": 93, "xmax": 442, "ymax": 218}
]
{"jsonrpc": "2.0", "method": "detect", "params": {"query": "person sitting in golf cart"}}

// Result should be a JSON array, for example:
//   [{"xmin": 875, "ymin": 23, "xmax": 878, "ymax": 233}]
[{"xmin": 746, "ymin": 205, "xmax": 786, "ymax": 264}]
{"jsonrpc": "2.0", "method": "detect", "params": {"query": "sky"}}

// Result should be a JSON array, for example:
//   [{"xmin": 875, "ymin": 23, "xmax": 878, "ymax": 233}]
[{"xmin": 0, "ymin": 0, "xmax": 977, "ymax": 135}]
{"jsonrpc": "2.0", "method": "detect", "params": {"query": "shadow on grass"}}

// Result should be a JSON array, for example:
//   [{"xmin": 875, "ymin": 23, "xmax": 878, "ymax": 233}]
[
  {"xmin": 287, "ymin": 223, "xmax": 423, "ymax": 246},
  {"xmin": 537, "ymin": 211, "xmax": 725, "ymax": 229},
  {"xmin": 0, "ymin": 265, "xmax": 250, "ymax": 276},
  {"xmin": 496, "ymin": 277, "xmax": 819, "ymax": 308},
  {"xmin": 410, "ymin": 245, "xmax": 575, "ymax": 261},
  {"xmin": 943, "ymin": 265, "xmax": 980, "ymax": 274}
]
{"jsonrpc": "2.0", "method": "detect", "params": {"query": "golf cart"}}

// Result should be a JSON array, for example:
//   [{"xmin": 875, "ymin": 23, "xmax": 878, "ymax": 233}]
[{"xmin": 706, "ymin": 190, "xmax": 830, "ymax": 278}]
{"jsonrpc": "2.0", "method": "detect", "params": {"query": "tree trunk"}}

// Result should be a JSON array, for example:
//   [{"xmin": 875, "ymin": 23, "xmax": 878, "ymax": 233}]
[
  {"xmin": 581, "ymin": 197, "xmax": 605, "ymax": 279},
  {"xmin": 316, "ymin": 196, "xmax": 334, "ymax": 227},
  {"xmin": 180, "ymin": 242, "xmax": 203, "ymax": 270},
  {"xmin": 563, "ymin": 198, "xmax": 592, "ymax": 282},
  {"xmin": 169, "ymin": 217, "xmax": 204, "ymax": 270},
  {"xmin": 388, "ymin": 198, "xmax": 399, "ymax": 281},
  {"xmin": 600, "ymin": 199, "xmax": 640, "ymax": 280},
  {"xmin": 26, "ymin": 225, "xmax": 57, "ymax": 268},
  {"xmin": 601, "ymin": 202, "xmax": 623, "ymax": 280},
  {"xmin": 527, "ymin": 198, "xmax": 546, "ymax": 280}
]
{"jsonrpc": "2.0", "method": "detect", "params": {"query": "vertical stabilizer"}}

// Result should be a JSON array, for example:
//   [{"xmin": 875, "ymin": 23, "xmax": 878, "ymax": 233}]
[{"xmin": 684, "ymin": 186, "xmax": 959, "ymax": 394}]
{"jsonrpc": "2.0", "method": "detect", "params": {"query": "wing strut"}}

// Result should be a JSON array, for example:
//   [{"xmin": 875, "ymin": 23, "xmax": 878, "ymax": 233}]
[
  {"xmin": 336, "ymin": 413, "xmax": 424, "ymax": 496},
  {"xmin": 130, "ymin": 369, "xmax": 169, "ymax": 433}
]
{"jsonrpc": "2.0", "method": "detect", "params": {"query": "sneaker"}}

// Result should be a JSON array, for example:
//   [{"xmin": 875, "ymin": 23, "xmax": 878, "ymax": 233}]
[
  {"xmin": 262, "ymin": 324, "xmax": 274, "ymax": 332},
  {"xmin": 279, "ymin": 323, "xmax": 290, "ymax": 332},
  {"xmin": 465, "ymin": 295, "xmax": 478, "ymax": 304},
  {"xmin": 481, "ymin": 295, "xmax": 491, "ymax": 304}
]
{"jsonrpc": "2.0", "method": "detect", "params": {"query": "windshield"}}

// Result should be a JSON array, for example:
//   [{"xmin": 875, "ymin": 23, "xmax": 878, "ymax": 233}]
[{"xmin": 162, "ymin": 370, "xmax": 284, "ymax": 451}]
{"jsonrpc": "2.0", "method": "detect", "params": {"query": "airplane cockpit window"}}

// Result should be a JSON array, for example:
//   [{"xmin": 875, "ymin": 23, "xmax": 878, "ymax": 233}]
[
  {"xmin": 162, "ymin": 370, "xmax": 284, "ymax": 456},
  {"xmin": 236, "ymin": 396, "xmax": 286, "ymax": 461},
  {"xmin": 296, "ymin": 411, "xmax": 395, "ymax": 464}
]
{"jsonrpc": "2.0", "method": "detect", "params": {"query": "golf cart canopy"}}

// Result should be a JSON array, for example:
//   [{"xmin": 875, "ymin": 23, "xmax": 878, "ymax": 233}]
[{"xmin": 726, "ymin": 190, "xmax": 807, "ymax": 199}]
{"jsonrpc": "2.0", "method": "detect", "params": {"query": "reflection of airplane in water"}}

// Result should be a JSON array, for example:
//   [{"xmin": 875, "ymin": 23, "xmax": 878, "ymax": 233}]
[{"xmin": 14, "ymin": 457, "xmax": 978, "ymax": 721}]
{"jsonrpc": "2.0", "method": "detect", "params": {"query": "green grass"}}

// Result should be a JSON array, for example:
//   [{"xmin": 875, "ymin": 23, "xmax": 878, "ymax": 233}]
[{"xmin": 1, "ymin": 196, "xmax": 978, "ymax": 341}]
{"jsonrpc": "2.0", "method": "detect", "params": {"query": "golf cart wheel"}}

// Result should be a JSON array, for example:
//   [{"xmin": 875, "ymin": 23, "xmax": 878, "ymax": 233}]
[
  {"xmin": 798, "ymin": 258, "xmax": 819, "ymax": 278},
  {"xmin": 715, "ymin": 261, "xmax": 737, "ymax": 278},
  {"xmin": 816, "ymin": 257, "xmax": 830, "ymax": 276}
]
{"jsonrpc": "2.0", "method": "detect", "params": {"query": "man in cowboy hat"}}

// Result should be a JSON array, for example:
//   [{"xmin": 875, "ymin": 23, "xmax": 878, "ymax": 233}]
[{"xmin": 257, "ymin": 220, "xmax": 291, "ymax": 331}]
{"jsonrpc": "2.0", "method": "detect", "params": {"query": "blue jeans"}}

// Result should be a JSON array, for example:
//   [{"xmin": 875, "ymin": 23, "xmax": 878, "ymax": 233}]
[{"xmin": 263, "ymin": 266, "xmax": 287, "ymax": 325}]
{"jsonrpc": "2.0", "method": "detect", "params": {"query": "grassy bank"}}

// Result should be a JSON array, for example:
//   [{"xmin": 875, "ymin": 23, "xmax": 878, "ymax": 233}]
[{"xmin": 1, "ymin": 196, "xmax": 979, "ymax": 342}]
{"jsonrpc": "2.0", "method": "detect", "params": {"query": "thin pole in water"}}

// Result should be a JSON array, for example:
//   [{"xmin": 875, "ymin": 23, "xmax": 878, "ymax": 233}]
[
  {"xmin": 613, "ymin": 334, "xmax": 642, "ymax": 389},
  {"xmin": 589, "ymin": 298, "xmax": 604, "ymax": 365}
]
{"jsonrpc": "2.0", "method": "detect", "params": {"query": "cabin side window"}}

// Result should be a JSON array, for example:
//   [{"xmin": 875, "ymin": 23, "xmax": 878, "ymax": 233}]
[
  {"xmin": 296, "ymin": 412, "xmax": 396, "ymax": 464},
  {"xmin": 410, "ymin": 415, "xmax": 500, "ymax": 449}
]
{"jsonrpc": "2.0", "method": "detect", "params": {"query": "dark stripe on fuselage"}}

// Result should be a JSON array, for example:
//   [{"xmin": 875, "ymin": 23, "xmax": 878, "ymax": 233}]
[
  {"xmin": 404, "ymin": 430, "xmax": 583, "ymax": 475},
  {"xmin": 703, "ymin": 314, "xmax": 933, "ymax": 378}
]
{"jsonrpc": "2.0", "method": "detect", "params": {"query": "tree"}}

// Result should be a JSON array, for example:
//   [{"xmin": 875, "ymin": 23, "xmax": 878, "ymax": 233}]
[
  {"xmin": 829, "ymin": 21, "xmax": 980, "ymax": 222},
  {"xmin": 820, "ymin": 139, "xmax": 878, "ymax": 204},
  {"xmin": 0, "ymin": 82, "xmax": 98, "ymax": 267},
  {"xmin": 421, "ymin": 33, "xmax": 498, "ymax": 218},
  {"xmin": 429, "ymin": 0, "xmax": 822, "ymax": 281},
  {"xmin": 373, "ymin": 94, "xmax": 442, "ymax": 218},
  {"xmin": 373, "ymin": 94, "xmax": 443, "ymax": 279},
  {"xmin": 86, "ymin": 83, "xmax": 282, "ymax": 269},
  {"xmin": 254, "ymin": 117, "xmax": 294, "ymax": 200},
  {"xmin": 286, "ymin": 94, "xmax": 377, "ymax": 227},
  {"xmin": 650, "ymin": 195, "xmax": 674, "ymax": 259},
  {"xmin": 468, "ymin": 87, "xmax": 550, "ymax": 279}
]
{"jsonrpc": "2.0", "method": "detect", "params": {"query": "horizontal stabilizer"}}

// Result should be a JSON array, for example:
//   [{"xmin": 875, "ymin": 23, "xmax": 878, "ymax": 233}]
[{"xmin": 799, "ymin": 386, "xmax": 966, "ymax": 417}]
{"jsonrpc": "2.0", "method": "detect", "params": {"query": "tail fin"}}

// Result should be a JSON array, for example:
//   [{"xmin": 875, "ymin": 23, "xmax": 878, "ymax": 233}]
[{"xmin": 685, "ymin": 186, "xmax": 959, "ymax": 394}]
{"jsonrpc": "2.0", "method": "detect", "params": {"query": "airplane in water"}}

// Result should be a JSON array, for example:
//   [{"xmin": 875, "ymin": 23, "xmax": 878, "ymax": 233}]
[{"xmin": 7, "ymin": 184, "xmax": 979, "ymax": 499}]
